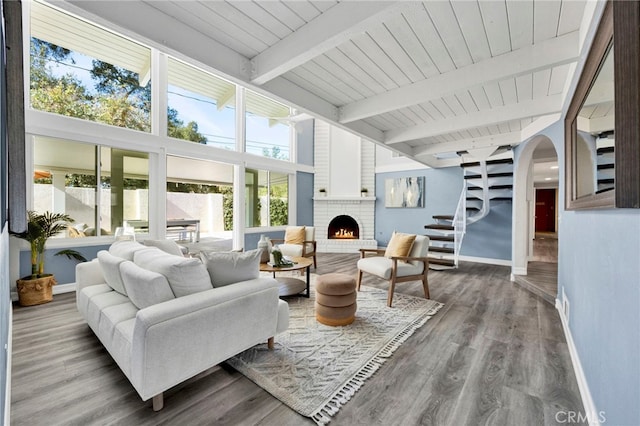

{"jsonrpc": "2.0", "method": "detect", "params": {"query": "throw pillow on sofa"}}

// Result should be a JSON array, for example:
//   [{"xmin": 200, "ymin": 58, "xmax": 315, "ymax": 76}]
[
  {"xmin": 142, "ymin": 239, "xmax": 184, "ymax": 257},
  {"xmin": 97, "ymin": 250, "xmax": 128, "ymax": 296},
  {"xmin": 109, "ymin": 240, "xmax": 147, "ymax": 261},
  {"xmin": 133, "ymin": 247, "xmax": 212, "ymax": 297},
  {"xmin": 119, "ymin": 261, "xmax": 176, "ymax": 309},
  {"xmin": 200, "ymin": 249, "xmax": 260, "ymax": 288}
]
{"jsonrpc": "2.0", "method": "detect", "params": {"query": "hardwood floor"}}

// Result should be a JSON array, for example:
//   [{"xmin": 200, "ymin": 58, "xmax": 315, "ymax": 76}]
[
  {"xmin": 11, "ymin": 254, "xmax": 585, "ymax": 425},
  {"xmin": 514, "ymin": 233, "xmax": 559, "ymax": 304}
]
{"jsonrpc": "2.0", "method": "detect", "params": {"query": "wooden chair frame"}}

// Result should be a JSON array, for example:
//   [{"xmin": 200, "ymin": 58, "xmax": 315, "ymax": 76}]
[
  {"xmin": 271, "ymin": 239, "xmax": 317, "ymax": 268},
  {"xmin": 356, "ymin": 248, "xmax": 430, "ymax": 307}
]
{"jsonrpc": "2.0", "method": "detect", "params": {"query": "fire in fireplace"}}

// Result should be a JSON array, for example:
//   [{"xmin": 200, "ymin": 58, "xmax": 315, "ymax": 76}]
[{"xmin": 328, "ymin": 215, "xmax": 359, "ymax": 239}]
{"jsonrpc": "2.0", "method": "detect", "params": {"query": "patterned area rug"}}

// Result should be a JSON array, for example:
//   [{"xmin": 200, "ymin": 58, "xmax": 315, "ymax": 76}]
[{"xmin": 226, "ymin": 277, "xmax": 443, "ymax": 425}]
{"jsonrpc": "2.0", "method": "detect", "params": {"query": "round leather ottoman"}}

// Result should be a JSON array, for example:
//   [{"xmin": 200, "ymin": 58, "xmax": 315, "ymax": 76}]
[{"xmin": 315, "ymin": 273, "xmax": 357, "ymax": 326}]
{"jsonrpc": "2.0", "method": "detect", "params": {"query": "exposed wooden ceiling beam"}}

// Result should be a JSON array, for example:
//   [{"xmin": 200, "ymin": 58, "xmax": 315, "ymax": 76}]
[
  {"xmin": 339, "ymin": 31, "xmax": 580, "ymax": 124},
  {"xmin": 63, "ymin": 1, "xmax": 252, "ymax": 81},
  {"xmin": 412, "ymin": 131, "xmax": 522, "ymax": 157},
  {"xmin": 385, "ymin": 94, "xmax": 564, "ymax": 144},
  {"xmin": 250, "ymin": 1, "xmax": 409, "ymax": 85}
]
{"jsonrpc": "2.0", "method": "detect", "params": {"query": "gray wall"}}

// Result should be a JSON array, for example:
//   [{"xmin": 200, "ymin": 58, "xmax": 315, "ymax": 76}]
[
  {"xmin": 516, "ymin": 120, "xmax": 640, "ymax": 425},
  {"xmin": 375, "ymin": 167, "xmax": 460, "ymax": 245},
  {"xmin": 375, "ymin": 167, "xmax": 512, "ymax": 261},
  {"xmin": 559, "ymin": 208, "xmax": 640, "ymax": 424},
  {"xmin": 0, "ymin": 228, "xmax": 8, "ymax": 422},
  {"xmin": 460, "ymin": 201, "xmax": 512, "ymax": 260},
  {"xmin": 296, "ymin": 171, "xmax": 313, "ymax": 226},
  {"xmin": 296, "ymin": 119, "xmax": 314, "ymax": 166},
  {"xmin": 19, "ymin": 244, "xmax": 109, "ymax": 284}
]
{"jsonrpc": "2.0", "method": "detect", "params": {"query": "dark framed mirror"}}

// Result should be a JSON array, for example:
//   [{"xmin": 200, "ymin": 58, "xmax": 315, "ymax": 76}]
[{"xmin": 565, "ymin": 0, "xmax": 640, "ymax": 209}]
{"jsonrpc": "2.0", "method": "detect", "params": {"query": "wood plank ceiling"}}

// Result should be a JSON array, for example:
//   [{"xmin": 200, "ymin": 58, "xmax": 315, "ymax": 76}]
[{"xmin": 65, "ymin": 0, "xmax": 593, "ymax": 167}]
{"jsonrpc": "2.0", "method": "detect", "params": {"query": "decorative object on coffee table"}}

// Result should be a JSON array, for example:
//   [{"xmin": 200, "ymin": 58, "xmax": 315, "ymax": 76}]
[
  {"xmin": 270, "ymin": 226, "xmax": 317, "ymax": 268},
  {"xmin": 257, "ymin": 234, "xmax": 271, "ymax": 263},
  {"xmin": 315, "ymin": 273, "xmax": 357, "ymax": 326}
]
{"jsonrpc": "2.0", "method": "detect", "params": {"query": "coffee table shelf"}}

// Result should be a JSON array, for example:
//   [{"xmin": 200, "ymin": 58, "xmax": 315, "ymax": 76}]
[{"xmin": 260, "ymin": 256, "xmax": 313, "ymax": 298}]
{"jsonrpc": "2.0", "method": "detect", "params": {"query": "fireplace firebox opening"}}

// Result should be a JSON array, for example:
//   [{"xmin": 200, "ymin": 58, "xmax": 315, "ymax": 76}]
[{"xmin": 328, "ymin": 215, "xmax": 359, "ymax": 239}]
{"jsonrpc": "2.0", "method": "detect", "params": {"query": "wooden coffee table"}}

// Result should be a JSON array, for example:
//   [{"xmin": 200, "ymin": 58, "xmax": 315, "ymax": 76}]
[{"xmin": 260, "ymin": 256, "xmax": 313, "ymax": 298}]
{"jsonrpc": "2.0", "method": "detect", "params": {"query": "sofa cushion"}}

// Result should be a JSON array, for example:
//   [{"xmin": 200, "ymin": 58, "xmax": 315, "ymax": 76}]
[
  {"xmin": 109, "ymin": 240, "xmax": 147, "ymax": 261},
  {"xmin": 97, "ymin": 250, "xmax": 128, "ymax": 296},
  {"xmin": 133, "ymin": 248, "xmax": 212, "ymax": 297},
  {"xmin": 98, "ymin": 301, "xmax": 138, "ymax": 344},
  {"xmin": 142, "ymin": 239, "xmax": 184, "ymax": 257},
  {"xmin": 120, "ymin": 260, "xmax": 176, "ymax": 309},
  {"xmin": 77, "ymin": 283, "xmax": 112, "ymax": 319},
  {"xmin": 86, "ymin": 291, "xmax": 131, "ymax": 335},
  {"xmin": 357, "ymin": 256, "xmax": 424, "ymax": 280},
  {"xmin": 199, "ymin": 249, "xmax": 260, "ymax": 288}
]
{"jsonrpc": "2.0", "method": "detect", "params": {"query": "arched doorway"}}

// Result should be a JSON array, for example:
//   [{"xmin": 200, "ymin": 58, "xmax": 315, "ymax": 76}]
[{"xmin": 512, "ymin": 134, "xmax": 560, "ymax": 302}]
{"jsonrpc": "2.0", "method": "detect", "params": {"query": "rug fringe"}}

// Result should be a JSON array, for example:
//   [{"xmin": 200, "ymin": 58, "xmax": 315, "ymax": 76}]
[{"xmin": 311, "ymin": 301, "xmax": 444, "ymax": 425}]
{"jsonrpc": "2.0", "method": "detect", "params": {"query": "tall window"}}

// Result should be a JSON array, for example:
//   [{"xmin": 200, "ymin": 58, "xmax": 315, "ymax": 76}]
[
  {"xmin": 33, "ymin": 136, "xmax": 149, "ymax": 238},
  {"xmin": 166, "ymin": 156, "xmax": 234, "ymax": 241},
  {"xmin": 167, "ymin": 58, "xmax": 236, "ymax": 149},
  {"xmin": 29, "ymin": 1, "xmax": 152, "ymax": 132},
  {"xmin": 245, "ymin": 90, "xmax": 292, "ymax": 160},
  {"xmin": 245, "ymin": 169, "xmax": 289, "ymax": 227}
]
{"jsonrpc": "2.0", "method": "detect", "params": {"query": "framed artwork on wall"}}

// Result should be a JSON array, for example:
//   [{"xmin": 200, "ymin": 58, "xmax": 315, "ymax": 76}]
[{"xmin": 385, "ymin": 176, "xmax": 424, "ymax": 208}]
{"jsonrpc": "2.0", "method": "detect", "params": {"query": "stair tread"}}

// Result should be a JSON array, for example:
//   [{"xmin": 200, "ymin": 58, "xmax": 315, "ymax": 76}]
[
  {"xmin": 432, "ymin": 215, "xmax": 454, "ymax": 220},
  {"xmin": 460, "ymin": 158, "xmax": 514, "ymax": 168},
  {"xmin": 428, "ymin": 257, "xmax": 456, "ymax": 266},
  {"xmin": 464, "ymin": 172, "xmax": 514, "ymax": 179},
  {"xmin": 426, "ymin": 234, "xmax": 454, "ymax": 242},
  {"xmin": 597, "ymin": 146, "xmax": 615, "ymax": 154},
  {"xmin": 428, "ymin": 246, "xmax": 454, "ymax": 254},
  {"xmin": 468, "ymin": 184, "xmax": 513, "ymax": 190},
  {"xmin": 598, "ymin": 178, "xmax": 615, "ymax": 184},
  {"xmin": 425, "ymin": 224, "xmax": 455, "ymax": 230},
  {"xmin": 596, "ymin": 186, "xmax": 615, "ymax": 194},
  {"xmin": 597, "ymin": 163, "xmax": 615, "ymax": 170}
]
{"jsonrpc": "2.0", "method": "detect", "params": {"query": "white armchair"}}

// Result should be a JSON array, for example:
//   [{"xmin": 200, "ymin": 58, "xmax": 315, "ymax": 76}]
[
  {"xmin": 272, "ymin": 226, "xmax": 317, "ymax": 268},
  {"xmin": 356, "ymin": 234, "xmax": 430, "ymax": 307}
]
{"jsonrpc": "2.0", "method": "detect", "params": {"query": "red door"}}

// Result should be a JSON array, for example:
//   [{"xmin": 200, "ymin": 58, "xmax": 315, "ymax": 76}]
[{"xmin": 535, "ymin": 189, "xmax": 556, "ymax": 232}]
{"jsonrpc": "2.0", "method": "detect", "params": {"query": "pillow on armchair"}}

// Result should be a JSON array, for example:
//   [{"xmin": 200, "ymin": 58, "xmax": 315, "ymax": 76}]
[
  {"xmin": 284, "ymin": 226, "xmax": 306, "ymax": 244},
  {"xmin": 384, "ymin": 232, "xmax": 416, "ymax": 259}
]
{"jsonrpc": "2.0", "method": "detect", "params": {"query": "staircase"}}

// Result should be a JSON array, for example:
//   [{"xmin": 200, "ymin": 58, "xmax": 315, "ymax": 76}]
[
  {"xmin": 424, "ymin": 150, "xmax": 514, "ymax": 270},
  {"xmin": 596, "ymin": 132, "xmax": 615, "ymax": 194}
]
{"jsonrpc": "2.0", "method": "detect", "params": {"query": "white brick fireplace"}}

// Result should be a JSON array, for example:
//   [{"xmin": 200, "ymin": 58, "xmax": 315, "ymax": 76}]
[{"xmin": 313, "ymin": 121, "xmax": 377, "ymax": 253}]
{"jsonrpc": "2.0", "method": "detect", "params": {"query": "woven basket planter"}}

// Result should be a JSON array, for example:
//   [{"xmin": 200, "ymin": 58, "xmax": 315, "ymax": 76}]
[{"xmin": 16, "ymin": 275, "xmax": 57, "ymax": 306}]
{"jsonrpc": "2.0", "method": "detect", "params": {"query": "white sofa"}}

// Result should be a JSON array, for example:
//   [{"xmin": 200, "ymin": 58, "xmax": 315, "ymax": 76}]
[{"xmin": 75, "ymin": 241, "xmax": 289, "ymax": 410}]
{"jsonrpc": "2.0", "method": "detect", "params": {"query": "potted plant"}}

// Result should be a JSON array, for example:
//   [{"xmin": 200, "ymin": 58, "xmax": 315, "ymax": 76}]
[
  {"xmin": 361, "ymin": 187, "xmax": 368, "ymax": 197},
  {"xmin": 12, "ymin": 211, "xmax": 86, "ymax": 306}
]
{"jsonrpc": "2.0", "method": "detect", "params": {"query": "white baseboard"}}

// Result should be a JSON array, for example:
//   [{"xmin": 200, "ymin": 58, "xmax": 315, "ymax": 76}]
[
  {"xmin": 556, "ymin": 299, "xmax": 601, "ymax": 426},
  {"xmin": 53, "ymin": 283, "xmax": 76, "ymax": 295},
  {"xmin": 4, "ymin": 301, "xmax": 12, "ymax": 426},
  {"xmin": 458, "ymin": 255, "xmax": 511, "ymax": 267},
  {"xmin": 511, "ymin": 266, "xmax": 528, "ymax": 275}
]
